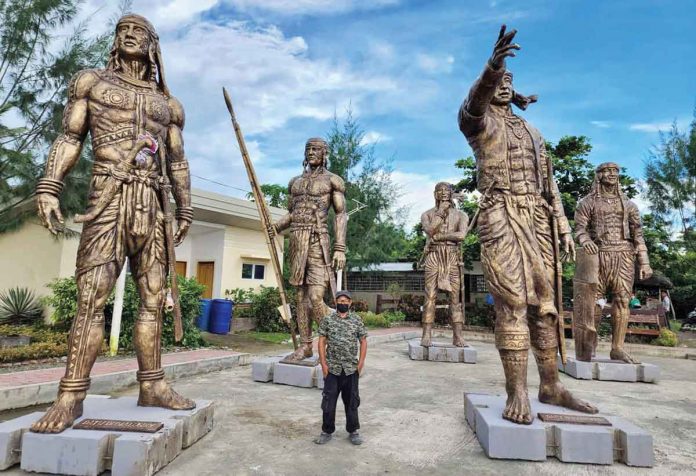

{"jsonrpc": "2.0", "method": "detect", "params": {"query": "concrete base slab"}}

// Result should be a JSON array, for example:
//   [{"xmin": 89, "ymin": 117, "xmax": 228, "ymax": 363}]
[
  {"xmin": 251, "ymin": 354, "xmax": 322, "ymax": 389},
  {"xmin": 464, "ymin": 393, "xmax": 653, "ymax": 467},
  {"xmin": 558, "ymin": 355, "xmax": 660, "ymax": 383},
  {"xmin": 0, "ymin": 395, "xmax": 213, "ymax": 475},
  {"xmin": 407, "ymin": 339, "xmax": 477, "ymax": 363}
]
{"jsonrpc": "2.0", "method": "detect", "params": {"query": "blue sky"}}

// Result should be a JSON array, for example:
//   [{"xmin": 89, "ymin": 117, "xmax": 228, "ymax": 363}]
[{"xmin": 80, "ymin": 0, "xmax": 695, "ymax": 226}]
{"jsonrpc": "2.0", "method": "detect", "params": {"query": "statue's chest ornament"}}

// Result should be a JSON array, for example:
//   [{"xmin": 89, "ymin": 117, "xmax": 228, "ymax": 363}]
[{"xmin": 505, "ymin": 116, "xmax": 527, "ymax": 140}]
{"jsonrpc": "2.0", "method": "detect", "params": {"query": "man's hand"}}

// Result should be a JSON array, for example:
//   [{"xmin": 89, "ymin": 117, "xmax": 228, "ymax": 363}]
[
  {"xmin": 582, "ymin": 241, "xmax": 599, "ymax": 255},
  {"xmin": 174, "ymin": 219, "xmax": 190, "ymax": 246},
  {"xmin": 561, "ymin": 233, "xmax": 576, "ymax": 262},
  {"xmin": 433, "ymin": 233, "xmax": 446, "ymax": 242},
  {"xmin": 489, "ymin": 24, "xmax": 520, "ymax": 70},
  {"xmin": 332, "ymin": 250, "xmax": 346, "ymax": 270},
  {"xmin": 321, "ymin": 363, "xmax": 329, "ymax": 378},
  {"xmin": 37, "ymin": 194, "xmax": 64, "ymax": 235},
  {"xmin": 639, "ymin": 264, "xmax": 653, "ymax": 281},
  {"xmin": 357, "ymin": 362, "xmax": 364, "ymax": 376},
  {"xmin": 437, "ymin": 200, "xmax": 451, "ymax": 213}
]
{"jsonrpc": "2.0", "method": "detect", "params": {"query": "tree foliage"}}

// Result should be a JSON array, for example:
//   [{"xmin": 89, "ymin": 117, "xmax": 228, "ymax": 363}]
[{"xmin": 0, "ymin": 0, "xmax": 114, "ymax": 233}]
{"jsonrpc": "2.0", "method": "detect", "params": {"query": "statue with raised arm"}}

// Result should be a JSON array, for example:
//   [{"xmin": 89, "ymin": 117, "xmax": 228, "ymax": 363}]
[
  {"xmin": 457, "ymin": 25, "xmax": 598, "ymax": 424},
  {"xmin": 31, "ymin": 14, "xmax": 194, "ymax": 433},
  {"xmin": 271, "ymin": 138, "xmax": 347, "ymax": 362},
  {"xmin": 420, "ymin": 182, "xmax": 469, "ymax": 347},
  {"xmin": 573, "ymin": 162, "xmax": 652, "ymax": 363}
]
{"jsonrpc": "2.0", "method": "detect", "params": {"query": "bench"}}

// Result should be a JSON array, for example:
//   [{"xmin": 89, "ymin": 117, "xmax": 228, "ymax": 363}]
[{"xmin": 562, "ymin": 309, "xmax": 662, "ymax": 337}]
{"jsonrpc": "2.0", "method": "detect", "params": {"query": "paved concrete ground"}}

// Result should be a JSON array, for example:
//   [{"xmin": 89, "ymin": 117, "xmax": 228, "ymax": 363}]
[{"xmin": 4, "ymin": 336, "xmax": 696, "ymax": 475}]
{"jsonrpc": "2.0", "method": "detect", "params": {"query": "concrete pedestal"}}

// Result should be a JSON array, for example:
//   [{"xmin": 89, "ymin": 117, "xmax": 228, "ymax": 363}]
[
  {"xmin": 407, "ymin": 339, "xmax": 477, "ymax": 363},
  {"xmin": 464, "ymin": 393, "xmax": 653, "ymax": 467},
  {"xmin": 0, "ymin": 395, "xmax": 213, "ymax": 475},
  {"xmin": 558, "ymin": 355, "xmax": 660, "ymax": 383},
  {"xmin": 252, "ymin": 354, "xmax": 323, "ymax": 389}
]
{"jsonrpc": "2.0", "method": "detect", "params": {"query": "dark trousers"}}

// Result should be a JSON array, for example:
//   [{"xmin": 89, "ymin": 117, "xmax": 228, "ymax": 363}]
[{"xmin": 321, "ymin": 371, "xmax": 360, "ymax": 434}]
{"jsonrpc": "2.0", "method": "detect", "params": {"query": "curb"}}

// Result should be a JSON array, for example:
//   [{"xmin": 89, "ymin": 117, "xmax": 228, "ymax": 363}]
[{"xmin": 0, "ymin": 353, "xmax": 250, "ymax": 412}]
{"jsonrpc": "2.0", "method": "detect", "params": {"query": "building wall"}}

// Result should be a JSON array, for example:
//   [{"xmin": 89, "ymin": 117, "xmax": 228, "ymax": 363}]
[
  {"xmin": 0, "ymin": 222, "xmax": 79, "ymax": 299},
  {"xmin": 221, "ymin": 226, "xmax": 283, "ymax": 294}
]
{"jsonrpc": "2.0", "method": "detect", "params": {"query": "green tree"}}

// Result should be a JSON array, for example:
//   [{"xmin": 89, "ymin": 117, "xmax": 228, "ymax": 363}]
[
  {"xmin": 0, "ymin": 0, "xmax": 114, "ymax": 233},
  {"xmin": 247, "ymin": 183, "xmax": 289, "ymax": 208}
]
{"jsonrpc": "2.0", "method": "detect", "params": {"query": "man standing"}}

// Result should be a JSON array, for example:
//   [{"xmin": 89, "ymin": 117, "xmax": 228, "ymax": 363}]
[
  {"xmin": 31, "ymin": 14, "xmax": 194, "ymax": 433},
  {"xmin": 271, "ymin": 138, "xmax": 348, "ymax": 362},
  {"xmin": 315, "ymin": 291, "xmax": 368, "ymax": 446},
  {"xmin": 574, "ymin": 162, "xmax": 652, "ymax": 363},
  {"xmin": 420, "ymin": 182, "xmax": 469, "ymax": 347},
  {"xmin": 458, "ymin": 25, "xmax": 597, "ymax": 424}
]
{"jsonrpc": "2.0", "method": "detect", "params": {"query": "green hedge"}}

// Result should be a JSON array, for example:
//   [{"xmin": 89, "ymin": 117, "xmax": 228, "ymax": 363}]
[
  {"xmin": 0, "ymin": 325, "xmax": 68, "ymax": 363},
  {"xmin": 44, "ymin": 275, "xmax": 207, "ymax": 350}
]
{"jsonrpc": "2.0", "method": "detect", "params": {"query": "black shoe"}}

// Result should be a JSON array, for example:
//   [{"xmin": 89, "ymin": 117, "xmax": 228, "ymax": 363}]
[
  {"xmin": 314, "ymin": 432, "xmax": 332, "ymax": 444},
  {"xmin": 349, "ymin": 431, "xmax": 363, "ymax": 445}
]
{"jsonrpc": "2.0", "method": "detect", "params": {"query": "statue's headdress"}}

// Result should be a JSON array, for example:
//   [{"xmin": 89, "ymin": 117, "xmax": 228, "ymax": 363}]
[
  {"xmin": 303, "ymin": 137, "xmax": 329, "ymax": 172},
  {"xmin": 504, "ymin": 70, "xmax": 538, "ymax": 111},
  {"xmin": 107, "ymin": 14, "xmax": 170, "ymax": 97}
]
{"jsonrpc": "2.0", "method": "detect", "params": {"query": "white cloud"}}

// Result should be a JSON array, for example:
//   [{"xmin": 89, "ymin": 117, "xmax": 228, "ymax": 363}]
[
  {"xmin": 415, "ymin": 53, "xmax": 455, "ymax": 74},
  {"xmin": 224, "ymin": 0, "xmax": 400, "ymax": 15},
  {"xmin": 360, "ymin": 131, "xmax": 391, "ymax": 146},
  {"xmin": 590, "ymin": 120, "xmax": 611, "ymax": 128},
  {"xmin": 391, "ymin": 171, "xmax": 460, "ymax": 228},
  {"xmin": 629, "ymin": 121, "xmax": 673, "ymax": 133}
]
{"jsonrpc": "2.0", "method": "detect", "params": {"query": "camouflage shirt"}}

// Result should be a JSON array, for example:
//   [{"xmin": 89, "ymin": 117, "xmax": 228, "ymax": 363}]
[{"xmin": 318, "ymin": 311, "xmax": 368, "ymax": 376}]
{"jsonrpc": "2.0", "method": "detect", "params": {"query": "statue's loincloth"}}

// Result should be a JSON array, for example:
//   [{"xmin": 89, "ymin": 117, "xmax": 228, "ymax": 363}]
[
  {"xmin": 478, "ymin": 193, "xmax": 555, "ymax": 313},
  {"xmin": 424, "ymin": 243, "xmax": 460, "ymax": 293},
  {"xmin": 289, "ymin": 225, "xmax": 330, "ymax": 287},
  {"xmin": 76, "ymin": 167, "xmax": 164, "ymax": 277}
]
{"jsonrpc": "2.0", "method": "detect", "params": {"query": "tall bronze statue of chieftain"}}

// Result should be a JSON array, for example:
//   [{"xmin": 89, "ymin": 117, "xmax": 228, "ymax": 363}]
[
  {"xmin": 271, "ymin": 138, "xmax": 347, "ymax": 362},
  {"xmin": 420, "ymin": 182, "xmax": 469, "ymax": 347},
  {"xmin": 458, "ymin": 25, "xmax": 598, "ymax": 424},
  {"xmin": 31, "ymin": 14, "xmax": 194, "ymax": 433},
  {"xmin": 573, "ymin": 163, "xmax": 652, "ymax": 363}
]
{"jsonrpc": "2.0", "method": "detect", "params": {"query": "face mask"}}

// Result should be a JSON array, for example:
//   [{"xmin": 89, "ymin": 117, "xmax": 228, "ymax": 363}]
[{"xmin": 336, "ymin": 303, "xmax": 350, "ymax": 313}]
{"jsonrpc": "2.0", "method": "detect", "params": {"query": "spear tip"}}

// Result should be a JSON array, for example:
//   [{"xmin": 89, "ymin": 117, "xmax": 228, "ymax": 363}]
[{"xmin": 222, "ymin": 87, "xmax": 235, "ymax": 117}]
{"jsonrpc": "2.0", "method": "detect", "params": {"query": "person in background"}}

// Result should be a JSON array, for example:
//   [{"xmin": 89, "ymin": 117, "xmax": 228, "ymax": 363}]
[
  {"xmin": 315, "ymin": 291, "xmax": 368, "ymax": 446},
  {"xmin": 662, "ymin": 291, "xmax": 671, "ymax": 315}
]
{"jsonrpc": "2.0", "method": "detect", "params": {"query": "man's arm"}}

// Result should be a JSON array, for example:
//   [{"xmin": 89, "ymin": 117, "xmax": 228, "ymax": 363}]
[
  {"xmin": 36, "ymin": 70, "xmax": 96, "ymax": 234},
  {"xmin": 574, "ymin": 198, "xmax": 597, "ymax": 253},
  {"xmin": 167, "ymin": 97, "xmax": 192, "ymax": 245},
  {"xmin": 422, "ymin": 208, "xmax": 447, "ymax": 239},
  {"xmin": 357, "ymin": 336, "xmax": 367, "ymax": 375},
  {"xmin": 440, "ymin": 210, "xmax": 470, "ymax": 242},
  {"xmin": 331, "ymin": 174, "xmax": 348, "ymax": 270},
  {"xmin": 318, "ymin": 335, "xmax": 329, "ymax": 377}
]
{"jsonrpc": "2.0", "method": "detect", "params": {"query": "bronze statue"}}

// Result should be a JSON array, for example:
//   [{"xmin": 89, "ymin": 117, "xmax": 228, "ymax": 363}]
[
  {"xmin": 458, "ymin": 25, "xmax": 597, "ymax": 424},
  {"xmin": 31, "ymin": 14, "xmax": 194, "ymax": 433},
  {"xmin": 573, "ymin": 162, "xmax": 652, "ymax": 363},
  {"xmin": 271, "ymin": 138, "xmax": 347, "ymax": 362},
  {"xmin": 420, "ymin": 182, "xmax": 469, "ymax": 347}
]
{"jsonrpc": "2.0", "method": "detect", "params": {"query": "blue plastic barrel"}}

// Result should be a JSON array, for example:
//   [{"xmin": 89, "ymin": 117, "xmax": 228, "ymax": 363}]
[
  {"xmin": 196, "ymin": 299, "xmax": 213, "ymax": 331},
  {"xmin": 209, "ymin": 299, "xmax": 234, "ymax": 334}
]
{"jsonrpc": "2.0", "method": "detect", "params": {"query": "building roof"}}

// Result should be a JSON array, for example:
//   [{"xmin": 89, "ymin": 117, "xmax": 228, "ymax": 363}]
[
  {"xmin": 349, "ymin": 262, "xmax": 416, "ymax": 272},
  {"xmin": 189, "ymin": 188, "xmax": 286, "ymax": 231}
]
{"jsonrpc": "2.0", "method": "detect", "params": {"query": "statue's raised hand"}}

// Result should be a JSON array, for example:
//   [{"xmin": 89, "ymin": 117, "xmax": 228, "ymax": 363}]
[{"xmin": 489, "ymin": 24, "xmax": 520, "ymax": 70}]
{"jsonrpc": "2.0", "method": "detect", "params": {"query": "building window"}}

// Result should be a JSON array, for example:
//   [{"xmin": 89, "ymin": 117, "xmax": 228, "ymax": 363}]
[
  {"xmin": 470, "ymin": 274, "xmax": 488, "ymax": 293},
  {"xmin": 242, "ymin": 263, "xmax": 265, "ymax": 280}
]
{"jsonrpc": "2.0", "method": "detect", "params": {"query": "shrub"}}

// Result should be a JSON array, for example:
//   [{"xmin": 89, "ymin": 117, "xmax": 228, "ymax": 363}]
[
  {"xmin": 225, "ymin": 288, "xmax": 254, "ymax": 303},
  {"xmin": 352, "ymin": 300, "xmax": 369, "ymax": 312},
  {"xmin": 0, "ymin": 325, "xmax": 69, "ymax": 363},
  {"xmin": 357, "ymin": 310, "xmax": 404, "ymax": 328},
  {"xmin": 45, "ymin": 275, "xmax": 207, "ymax": 350},
  {"xmin": 652, "ymin": 328, "xmax": 678, "ymax": 347},
  {"xmin": 398, "ymin": 294, "xmax": 424, "ymax": 321},
  {"xmin": 0, "ymin": 287, "xmax": 43, "ymax": 325},
  {"xmin": 249, "ymin": 286, "xmax": 287, "ymax": 333},
  {"xmin": 465, "ymin": 301, "xmax": 495, "ymax": 329}
]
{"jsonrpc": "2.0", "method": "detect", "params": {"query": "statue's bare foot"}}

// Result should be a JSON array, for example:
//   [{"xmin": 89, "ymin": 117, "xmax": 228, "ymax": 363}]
[
  {"xmin": 539, "ymin": 382, "xmax": 598, "ymax": 414},
  {"xmin": 30, "ymin": 392, "xmax": 85, "ymax": 433},
  {"xmin": 503, "ymin": 386, "xmax": 533, "ymax": 424},
  {"xmin": 138, "ymin": 380, "xmax": 195, "ymax": 410},
  {"xmin": 610, "ymin": 349, "xmax": 640, "ymax": 364},
  {"xmin": 283, "ymin": 344, "xmax": 313, "ymax": 362}
]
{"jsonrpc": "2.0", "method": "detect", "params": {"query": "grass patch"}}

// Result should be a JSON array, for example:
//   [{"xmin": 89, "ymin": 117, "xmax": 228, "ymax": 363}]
[
  {"xmin": 241, "ymin": 331, "xmax": 291, "ymax": 344},
  {"xmin": 670, "ymin": 321, "xmax": 682, "ymax": 332}
]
